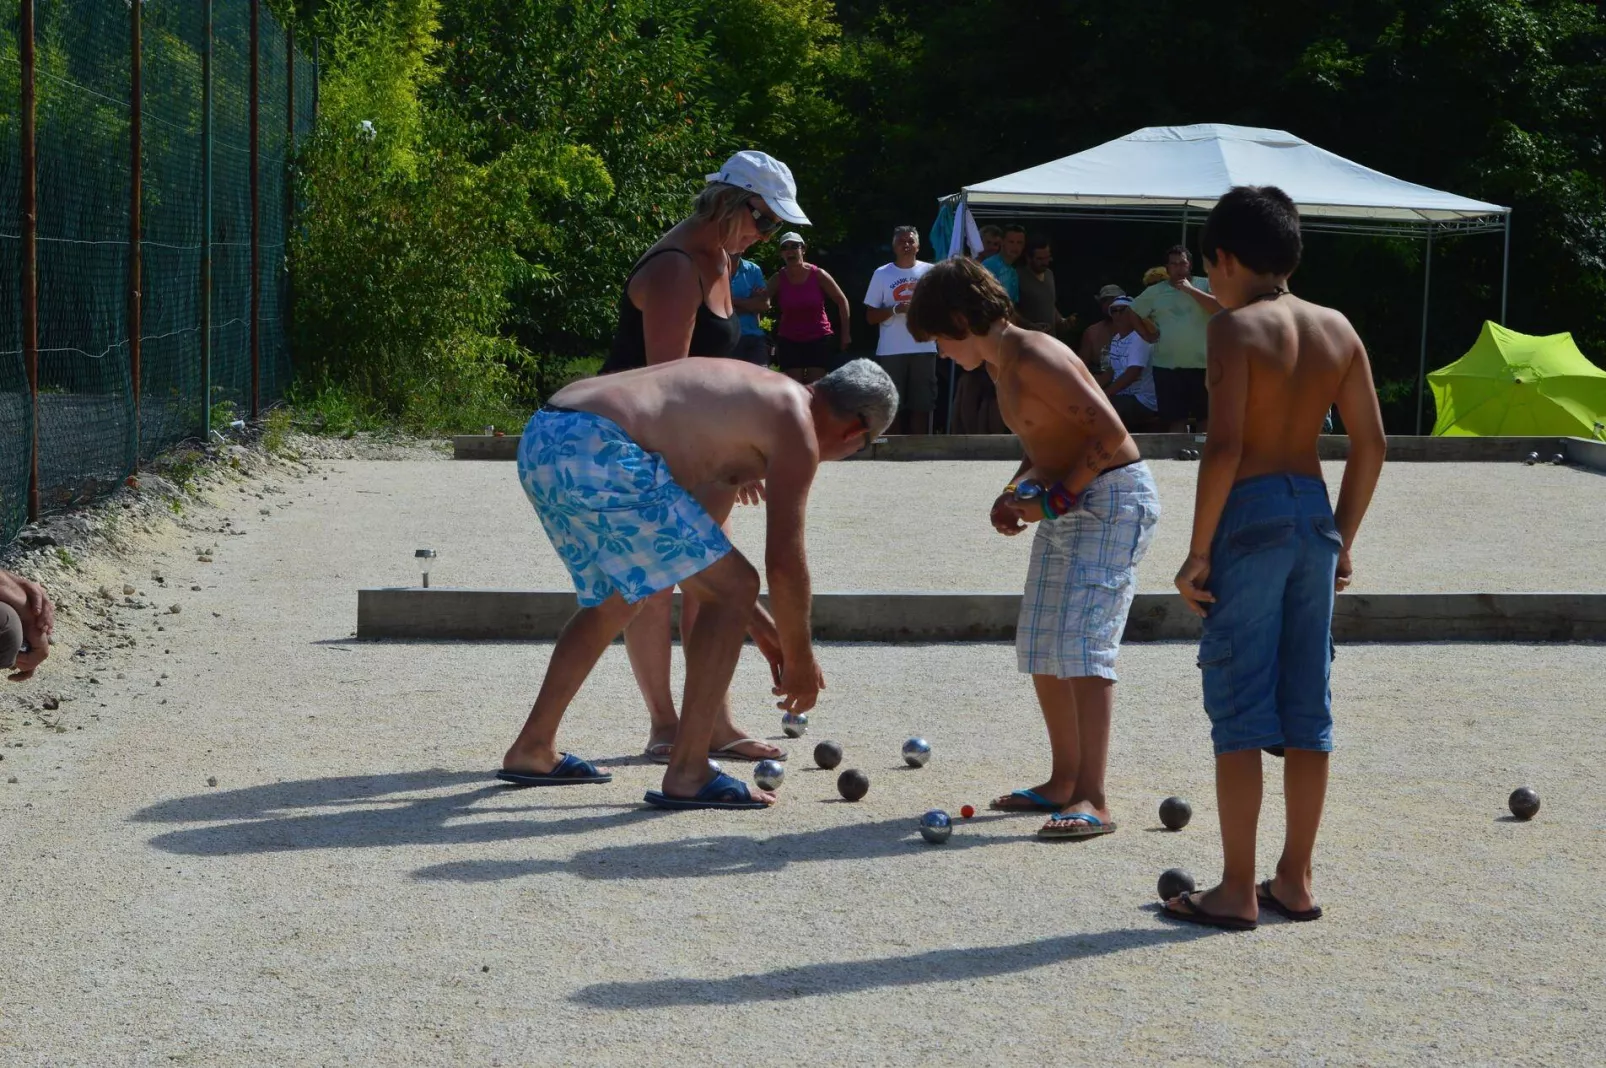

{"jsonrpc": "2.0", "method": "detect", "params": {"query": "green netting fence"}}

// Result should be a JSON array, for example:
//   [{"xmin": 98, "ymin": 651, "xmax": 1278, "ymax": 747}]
[{"xmin": 0, "ymin": 1, "xmax": 316, "ymax": 545}]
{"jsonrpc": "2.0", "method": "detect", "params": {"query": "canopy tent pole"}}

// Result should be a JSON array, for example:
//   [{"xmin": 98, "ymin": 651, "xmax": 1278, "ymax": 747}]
[
  {"xmin": 1415, "ymin": 227, "xmax": 1434, "ymax": 435},
  {"xmin": 1180, "ymin": 206, "xmax": 1189, "ymax": 247},
  {"xmin": 1500, "ymin": 213, "xmax": 1511, "ymax": 325}
]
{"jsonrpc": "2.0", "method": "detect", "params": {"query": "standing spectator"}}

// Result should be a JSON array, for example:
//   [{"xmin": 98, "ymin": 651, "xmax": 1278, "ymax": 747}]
[
  {"xmin": 728, "ymin": 255, "xmax": 771, "ymax": 365},
  {"xmin": 1131, "ymin": 245, "xmax": 1222, "ymax": 432},
  {"xmin": 1, "ymin": 569, "xmax": 53, "ymax": 682},
  {"xmin": 1016, "ymin": 234, "xmax": 1063, "ymax": 334},
  {"xmin": 952, "ymin": 224, "xmax": 1027, "ymax": 433},
  {"xmin": 980, "ymin": 224, "xmax": 1026, "ymax": 302},
  {"xmin": 978, "ymin": 225, "xmax": 1004, "ymax": 260},
  {"xmin": 768, "ymin": 231, "xmax": 852, "ymax": 385},
  {"xmin": 1078, "ymin": 284, "xmax": 1126, "ymax": 378},
  {"xmin": 864, "ymin": 225, "xmax": 939, "ymax": 433},
  {"xmin": 1098, "ymin": 297, "xmax": 1160, "ymax": 431}
]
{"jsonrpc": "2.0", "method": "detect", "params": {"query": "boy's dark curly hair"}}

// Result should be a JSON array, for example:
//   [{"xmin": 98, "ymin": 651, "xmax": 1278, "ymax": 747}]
[{"xmin": 906, "ymin": 257, "xmax": 1013, "ymax": 342}]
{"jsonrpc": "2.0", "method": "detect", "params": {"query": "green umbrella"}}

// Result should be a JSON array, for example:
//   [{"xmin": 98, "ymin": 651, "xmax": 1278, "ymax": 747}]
[{"xmin": 1429, "ymin": 322, "xmax": 1606, "ymax": 438}]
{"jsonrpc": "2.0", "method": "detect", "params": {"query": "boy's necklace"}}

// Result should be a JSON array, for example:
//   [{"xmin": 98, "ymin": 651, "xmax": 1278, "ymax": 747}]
[{"xmin": 1245, "ymin": 285, "xmax": 1289, "ymax": 305}]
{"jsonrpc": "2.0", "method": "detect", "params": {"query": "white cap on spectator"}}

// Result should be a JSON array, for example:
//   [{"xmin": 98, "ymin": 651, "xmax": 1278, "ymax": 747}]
[
  {"xmin": 1109, "ymin": 296, "xmax": 1135, "ymax": 310},
  {"xmin": 706, "ymin": 150, "xmax": 811, "ymax": 226},
  {"xmin": 778, "ymin": 232, "xmax": 806, "ymax": 247}
]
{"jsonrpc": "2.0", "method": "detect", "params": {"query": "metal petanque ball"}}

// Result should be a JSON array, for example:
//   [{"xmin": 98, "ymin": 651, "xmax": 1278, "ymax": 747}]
[
  {"xmin": 837, "ymin": 768, "xmax": 870, "ymax": 802},
  {"xmin": 1157, "ymin": 867, "xmax": 1197, "ymax": 901},
  {"xmin": 1159, "ymin": 796, "xmax": 1192, "ymax": 831},
  {"xmin": 1551, "ymin": 453, "xmax": 1566, "ymax": 466},
  {"xmin": 918, "ymin": 809, "xmax": 953, "ymax": 844},
  {"xmin": 782, "ymin": 712, "xmax": 809, "ymax": 738},
  {"xmin": 754, "ymin": 760, "xmax": 785, "ymax": 791},
  {"xmin": 1509, "ymin": 786, "xmax": 1541, "ymax": 820},
  {"xmin": 813, "ymin": 740, "xmax": 844, "ymax": 770},
  {"xmin": 1524, "ymin": 451, "xmax": 1540, "ymax": 465},
  {"xmin": 902, "ymin": 737, "xmax": 932, "ymax": 768}
]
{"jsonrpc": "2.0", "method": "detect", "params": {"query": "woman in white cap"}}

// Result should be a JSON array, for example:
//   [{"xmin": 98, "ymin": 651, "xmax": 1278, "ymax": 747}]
[
  {"xmin": 765, "ymin": 231, "xmax": 852, "ymax": 385},
  {"xmin": 598, "ymin": 151, "xmax": 810, "ymax": 766},
  {"xmin": 600, "ymin": 150, "xmax": 809, "ymax": 372}
]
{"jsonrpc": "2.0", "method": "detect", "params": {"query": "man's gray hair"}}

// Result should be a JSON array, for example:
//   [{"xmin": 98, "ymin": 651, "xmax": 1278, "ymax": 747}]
[{"xmin": 815, "ymin": 358, "xmax": 899, "ymax": 439}]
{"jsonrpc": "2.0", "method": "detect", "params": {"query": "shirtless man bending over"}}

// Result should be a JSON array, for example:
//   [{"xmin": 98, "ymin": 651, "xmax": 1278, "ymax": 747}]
[
  {"xmin": 1163, "ymin": 186, "xmax": 1386, "ymax": 931},
  {"xmin": 500, "ymin": 357, "xmax": 898, "ymax": 809}
]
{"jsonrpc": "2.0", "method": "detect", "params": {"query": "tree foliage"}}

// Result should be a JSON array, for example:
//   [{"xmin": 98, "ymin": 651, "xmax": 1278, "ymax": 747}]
[{"xmin": 287, "ymin": 0, "xmax": 1606, "ymax": 430}]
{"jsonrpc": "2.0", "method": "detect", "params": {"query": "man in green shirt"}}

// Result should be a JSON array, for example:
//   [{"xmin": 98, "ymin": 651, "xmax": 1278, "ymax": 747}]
[{"xmin": 1131, "ymin": 245, "xmax": 1222, "ymax": 431}]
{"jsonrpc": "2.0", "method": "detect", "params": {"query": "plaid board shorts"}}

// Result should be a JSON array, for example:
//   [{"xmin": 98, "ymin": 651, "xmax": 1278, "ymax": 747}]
[
  {"xmin": 517, "ymin": 406, "xmax": 732, "ymax": 607},
  {"xmin": 1017, "ymin": 462, "xmax": 1161, "ymax": 680}
]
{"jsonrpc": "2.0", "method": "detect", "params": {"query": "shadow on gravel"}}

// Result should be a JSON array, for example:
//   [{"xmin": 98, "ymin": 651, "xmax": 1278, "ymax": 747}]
[
  {"xmin": 133, "ymin": 769, "xmax": 661, "ymax": 856},
  {"xmin": 570, "ymin": 924, "xmax": 1214, "ymax": 1007},
  {"xmin": 412, "ymin": 815, "xmax": 1021, "ymax": 884}
]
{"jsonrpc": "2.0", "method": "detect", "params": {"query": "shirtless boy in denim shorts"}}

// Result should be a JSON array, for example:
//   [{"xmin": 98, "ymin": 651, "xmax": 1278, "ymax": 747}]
[
  {"xmin": 908, "ymin": 258, "xmax": 1160, "ymax": 840},
  {"xmin": 1166, "ymin": 187, "xmax": 1386, "ymax": 930}
]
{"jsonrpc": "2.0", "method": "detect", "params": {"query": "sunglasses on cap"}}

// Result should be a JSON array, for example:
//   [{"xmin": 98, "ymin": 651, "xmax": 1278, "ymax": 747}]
[{"xmin": 748, "ymin": 201, "xmax": 784, "ymax": 238}]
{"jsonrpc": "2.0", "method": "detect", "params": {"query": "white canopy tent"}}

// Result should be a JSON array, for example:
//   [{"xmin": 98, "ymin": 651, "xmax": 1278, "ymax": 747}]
[{"xmin": 947, "ymin": 124, "xmax": 1511, "ymax": 431}]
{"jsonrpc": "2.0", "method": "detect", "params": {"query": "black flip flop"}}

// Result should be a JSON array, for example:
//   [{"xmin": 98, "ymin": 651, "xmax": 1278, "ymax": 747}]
[
  {"xmin": 495, "ymin": 752, "xmax": 612, "ymax": 787},
  {"xmin": 1161, "ymin": 891, "xmax": 1258, "ymax": 931},
  {"xmin": 1257, "ymin": 879, "xmax": 1323, "ymax": 922}
]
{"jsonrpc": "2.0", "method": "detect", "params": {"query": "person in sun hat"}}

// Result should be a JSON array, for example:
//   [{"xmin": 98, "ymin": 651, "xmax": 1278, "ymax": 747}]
[
  {"xmin": 1077, "ymin": 283, "xmax": 1127, "ymax": 379},
  {"xmin": 595, "ymin": 150, "xmax": 811, "ymax": 770}
]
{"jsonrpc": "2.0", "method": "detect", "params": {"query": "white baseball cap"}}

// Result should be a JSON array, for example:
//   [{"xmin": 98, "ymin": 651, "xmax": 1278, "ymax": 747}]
[
  {"xmin": 706, "ymin": 150, "xmax": 811, "ymax": 226},
  {"xmin": 777, "ymin": 232, "xmax": 806, "ymax": 247}
]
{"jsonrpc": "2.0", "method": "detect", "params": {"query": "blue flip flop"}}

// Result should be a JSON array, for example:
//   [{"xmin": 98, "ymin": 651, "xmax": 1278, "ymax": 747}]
[
  {"xmin": 990, "ymin": 788, "xmax": 1063, "ymax": 813},
  {"xmin": 643, "ymin": 771, "xmax": 771, "ymax": 811},
  {"xmin": 495, "ymin": 752, "xmax": 612, "ymax": 787},
  {"xmin": 1038, "ymin": 811, "xmax": 1118, "ymax": 839}
]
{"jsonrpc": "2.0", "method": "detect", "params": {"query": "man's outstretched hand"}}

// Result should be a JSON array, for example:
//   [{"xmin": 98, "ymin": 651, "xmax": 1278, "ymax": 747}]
[
  {"xmin": 737, "ymin": 480, "xmax": 766, "ymax": 507},
  {"xmin": 773, "ymin": 657, "xmax": 824, "ymax": 714}
]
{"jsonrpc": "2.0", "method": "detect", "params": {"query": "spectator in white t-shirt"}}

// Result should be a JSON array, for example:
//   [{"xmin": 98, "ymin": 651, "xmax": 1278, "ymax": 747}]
[
  {"xmin": 864, "ymin": 225, "xmax": 938, "ymax": 433},
  {"xmin": 1098, "ymin": 296, "xmax": 1160, "ymax": 432}
]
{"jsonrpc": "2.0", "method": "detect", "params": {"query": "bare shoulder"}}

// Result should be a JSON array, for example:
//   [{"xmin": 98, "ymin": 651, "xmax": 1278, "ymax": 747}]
[
  {"xmin": 1308, "ymin": 298, "xmax": 1360, "ymax": 341},
  {"xmin": 756, "ymin": 372, "xmax": 816, "ymax": 445},
  {"xmin": 1013, "ymin": 330, "xmax": 1089, "ymax": 393},
  {"xmin": 633, "ymin": 247, "xmax": 698, "ymax": 292}
]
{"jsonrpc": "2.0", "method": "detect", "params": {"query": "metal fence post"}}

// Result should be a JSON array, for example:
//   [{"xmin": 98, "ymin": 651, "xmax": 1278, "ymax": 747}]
[
  {"xmin": 286, "ymin": 18, "xmax": 295, "ymax": 374},
  {"xmin": 201, "ymin": 0, "xmax": 213, "ymax": 439},
  {"xmin": 130, "ymin": 0, "xmax": 143, "ymax": 464},
  {"xmin": 21, "ymin": 0, "xmax": 38, "ymax": 520},
  {"xmin": 249, "ymin": 0, "xmax": 261, "ymax": 419}
]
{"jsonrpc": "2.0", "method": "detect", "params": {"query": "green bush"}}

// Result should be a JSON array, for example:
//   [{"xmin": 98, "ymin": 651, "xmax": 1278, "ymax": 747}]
[{"xmin": 290, "ymin": 0, "xmax": 612, "ymax": 432}]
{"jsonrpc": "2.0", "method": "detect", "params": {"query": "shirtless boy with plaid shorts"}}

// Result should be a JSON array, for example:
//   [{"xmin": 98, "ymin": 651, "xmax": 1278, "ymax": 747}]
[{"xmin": 908, "ymin": 258, "xmax": 1160, "ymax": 839}]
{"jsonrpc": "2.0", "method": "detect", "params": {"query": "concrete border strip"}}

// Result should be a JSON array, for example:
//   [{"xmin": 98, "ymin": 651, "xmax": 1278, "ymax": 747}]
[
  {"xmin": 453, "ymin": 432, "xmax": 1587, "ymax": 463},
  {"xmin": 357, "ymin": 588, "xmax": 1606, "ymax": 643}
]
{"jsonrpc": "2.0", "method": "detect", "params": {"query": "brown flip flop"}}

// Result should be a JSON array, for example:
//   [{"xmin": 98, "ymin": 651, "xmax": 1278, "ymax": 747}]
[
  {"xmin": 1161, "ymin": 891, "xmax": 1258, "ymax": 931},
  {"xmin": 1257, "ymin": 879, "xmax": 1323, "ymax": 922}
]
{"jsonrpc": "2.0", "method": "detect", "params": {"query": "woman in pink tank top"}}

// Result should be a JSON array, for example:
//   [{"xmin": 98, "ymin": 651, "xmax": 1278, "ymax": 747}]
[{"xmin": 766, "ymin": 232, "xmax": 852, "ymax": 384}]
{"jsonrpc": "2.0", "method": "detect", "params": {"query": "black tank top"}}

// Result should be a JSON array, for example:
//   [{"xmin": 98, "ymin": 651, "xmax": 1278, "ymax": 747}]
[{"xmin": 601, "ymin": 248, "xmax": 741, "ymax": 374}]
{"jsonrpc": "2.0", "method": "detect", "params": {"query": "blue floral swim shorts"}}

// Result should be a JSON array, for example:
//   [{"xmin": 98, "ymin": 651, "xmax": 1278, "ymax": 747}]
[{"xmin": 517, "ymin": 406, "xmax": 733, "ymax": 606}]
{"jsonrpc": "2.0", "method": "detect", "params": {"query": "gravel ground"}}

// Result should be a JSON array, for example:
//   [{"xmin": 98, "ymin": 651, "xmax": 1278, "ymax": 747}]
[
  {"xmin": 1, "ymin": 454, "xmax": 1603, "ymax": 1064},
  {"xmin": 347, "ymin": 457, "xmax": 1605, "ymax": 594}
]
